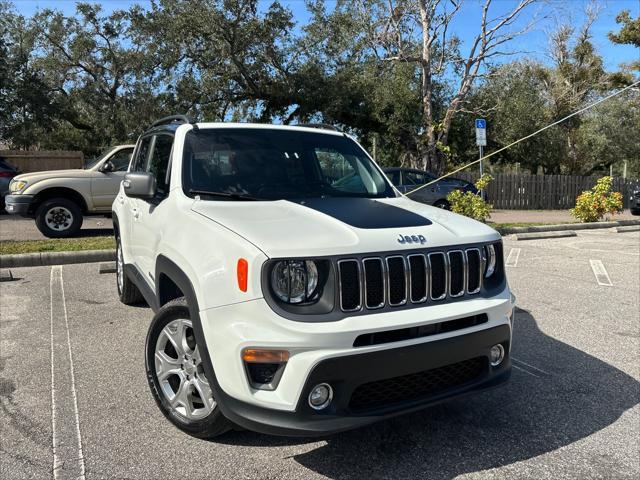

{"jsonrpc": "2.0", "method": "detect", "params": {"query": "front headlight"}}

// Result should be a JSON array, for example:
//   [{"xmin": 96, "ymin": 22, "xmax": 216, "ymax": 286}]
[
  {"xmin": 9, "ymin": 180, "xmax": 28, "ymax": 193},
  {"xmin": 271, "ymin": 260, "xmax": 319, "ymax": 304},
  {"xmin": 484, "ymin": 244, "xmax": 496, "ymax": 278}
]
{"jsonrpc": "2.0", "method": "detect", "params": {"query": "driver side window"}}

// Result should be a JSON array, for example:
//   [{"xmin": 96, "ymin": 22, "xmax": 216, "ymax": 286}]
[
  {"xmin": 315, "ymin": 148, "xmax": 368, "ymax": 193},
  {"xmin": 109, "ymin": 149, "xmax": 133, "ymax": 172}
]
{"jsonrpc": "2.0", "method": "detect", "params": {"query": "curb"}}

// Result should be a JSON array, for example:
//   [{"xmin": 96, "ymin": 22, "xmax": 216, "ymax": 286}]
[
  {"xmin": 0, "ymin": 249, "xmax": 115, "ymax": 269},
  {"xmin": 496, "ymin": 219, "xmax": 640, "ymax": 235},
  {"xmin": 616, "ymin": 225, "xmax": 640, "ymax": 233},
  {"xmin": 515, "ymin": 231, "xmax": 577, "ymax": 241},
  {"xmin": 1, "ymin": 218, "xmax": 638, "ymax": 268}
]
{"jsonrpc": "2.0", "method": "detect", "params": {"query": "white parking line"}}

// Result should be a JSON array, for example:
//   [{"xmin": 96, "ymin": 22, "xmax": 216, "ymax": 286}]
[
  {"xmin": 505, "ymin": 248, "xmax": 521, "ymax": 267},
  {"xmin": 512, "ymin": 356, "xmax": 551, "ymax": 376},
  {"xmin": 50, "ymin": 266, "xmax": 86, "ymax": 479},
  {"xmin": 512, "ymin": 364, "xmax": 539, "ymax": 377},
  {"xmin": 49, "ymin": 268, "xmax": 60, "ymax": 478},
  {"xmin": 589, "ymin": 259, "xmax": 613, "ymax": 286}
]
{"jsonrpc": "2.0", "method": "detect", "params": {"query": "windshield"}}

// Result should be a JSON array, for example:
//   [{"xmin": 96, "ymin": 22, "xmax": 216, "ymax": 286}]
[{"xmin": 182, "ymin": 129, "xmax": 395, "ymax": 200}]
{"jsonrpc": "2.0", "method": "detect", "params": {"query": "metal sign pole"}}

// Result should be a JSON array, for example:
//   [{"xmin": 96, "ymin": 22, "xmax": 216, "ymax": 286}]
[{"xmin": 475, "ymin": 119, "xmax": 487, "ymax": 200}]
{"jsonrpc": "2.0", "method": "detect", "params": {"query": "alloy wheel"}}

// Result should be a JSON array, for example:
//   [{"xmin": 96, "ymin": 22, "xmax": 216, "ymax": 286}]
[
  {"xmin": 154, "ymin": 318, "xmax": 216, "ymax": 420},
  {"xmin": 116, "ymin": 243, "xmax": 124, "ymax": 293}
]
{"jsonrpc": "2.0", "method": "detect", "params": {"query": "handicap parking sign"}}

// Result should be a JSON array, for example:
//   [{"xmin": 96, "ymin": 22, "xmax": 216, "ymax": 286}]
[{"xmin": 475, "ymin": 119, "xmax": 486, "ymax": 129}]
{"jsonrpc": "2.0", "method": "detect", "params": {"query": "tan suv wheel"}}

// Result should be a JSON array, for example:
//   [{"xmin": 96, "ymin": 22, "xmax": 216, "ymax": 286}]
[{"xmin": 35, "ymin": 197, "xmax": 83, "ymax": 238}]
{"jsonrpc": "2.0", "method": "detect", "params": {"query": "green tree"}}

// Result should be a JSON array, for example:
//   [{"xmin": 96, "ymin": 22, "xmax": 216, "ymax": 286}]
[
  {"xmin": 299, "ymin": 0, "xmax": 537, "ymax": 174},
  {"xmin": 131, "ymin": 0, "xmax": 301, "ymax": 122},
  {"xmin": 30, "ymin": 3, "xmax": 170, "ymax": 153},
  {"xmin": 455, "ymin": 61, "xmax": 566, "ymax": 174},
  {"xmin": 576, "ymin": 92, "xmax": 640, "ymax": 177},
  {"xmin": 0, "ymin": 2, "xmax": 57, "ymax": 149}
]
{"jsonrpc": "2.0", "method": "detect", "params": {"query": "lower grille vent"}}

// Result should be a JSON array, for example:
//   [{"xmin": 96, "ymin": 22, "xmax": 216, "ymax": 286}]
[
  {"xmin": 349, "ymin": 357, "xmax": 487, "ymax": 411},
  {"xmin": 352, "ymin": 314, "xmax": 488, "ymax": 347}
]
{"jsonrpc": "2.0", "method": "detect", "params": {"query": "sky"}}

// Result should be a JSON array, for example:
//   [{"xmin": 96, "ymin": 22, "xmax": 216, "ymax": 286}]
[{"xmin": 10, "ymin": 0, "xmax": 640, "ymax": 71}]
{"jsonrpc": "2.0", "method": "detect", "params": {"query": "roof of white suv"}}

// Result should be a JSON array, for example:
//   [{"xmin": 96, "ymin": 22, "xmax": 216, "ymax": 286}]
[
  {"xmin": 191, "ymin": 123, "xmax": 343, "ymax": 136},
  {"xmin": 144, "ymin": 116, "xmax": 345, "ymax": 138}
]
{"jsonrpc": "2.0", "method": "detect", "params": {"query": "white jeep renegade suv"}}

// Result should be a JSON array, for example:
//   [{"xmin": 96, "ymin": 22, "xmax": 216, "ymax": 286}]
[{"xmin": 113, "ymin": 115, "xmax": 514, "ymax": 438}]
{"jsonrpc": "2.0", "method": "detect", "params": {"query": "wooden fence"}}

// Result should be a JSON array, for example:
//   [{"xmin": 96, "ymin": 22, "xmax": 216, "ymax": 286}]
[
  {"xmin": 0, "ymin": 150, "xmax": 84, "ymax": 173},
  {"xmin": 455, "ymin": 173, "xmax": 639, "ymax": 210}
]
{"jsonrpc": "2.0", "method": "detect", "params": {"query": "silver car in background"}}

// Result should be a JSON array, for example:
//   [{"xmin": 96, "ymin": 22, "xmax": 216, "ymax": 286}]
[{"xmin": 384, "ymin": 167, "xmax": 477, "ymax": 209}]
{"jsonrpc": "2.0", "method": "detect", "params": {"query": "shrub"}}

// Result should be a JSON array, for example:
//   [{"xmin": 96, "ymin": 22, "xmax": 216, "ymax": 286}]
[
  {"xmin": 570, "ymin": 176, "xmax": 623, "ymax": 223},
  {"xmin": 447, "ymin": 174, "xmax": 493, "ymax": 222}
]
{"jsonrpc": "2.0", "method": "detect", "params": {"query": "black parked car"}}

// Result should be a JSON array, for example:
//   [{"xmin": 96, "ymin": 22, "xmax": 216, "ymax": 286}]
[
  {"xmin": 0, "ymin": 157, "xmax": 20, "ymax": 212},
  {"xmin": 631, "ymin": 185, "xmax": 640, "ymax": 216},
  {"xmin": 383, "ymin": 167, "xmax": 477, "ymax": 209}
]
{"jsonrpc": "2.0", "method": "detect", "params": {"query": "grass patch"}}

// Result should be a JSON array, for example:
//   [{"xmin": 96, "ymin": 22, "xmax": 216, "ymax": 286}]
[{"xmin": 0, "ymin": 236, "xmax": 115, "ymax": 255}]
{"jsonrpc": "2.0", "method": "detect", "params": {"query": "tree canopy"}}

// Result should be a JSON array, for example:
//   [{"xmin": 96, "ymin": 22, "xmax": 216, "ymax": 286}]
[{"xmin": 0, "ymin": 0, "xmax": 638, "ymax": 177}]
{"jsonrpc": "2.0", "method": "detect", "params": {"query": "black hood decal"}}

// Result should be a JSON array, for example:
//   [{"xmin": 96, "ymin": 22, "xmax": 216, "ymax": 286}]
[{"xmin": 292, "ymin": 197, "xmax": 432, "ymax": 229}]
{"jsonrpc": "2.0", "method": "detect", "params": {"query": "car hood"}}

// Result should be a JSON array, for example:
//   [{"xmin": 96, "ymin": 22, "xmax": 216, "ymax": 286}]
[
  {"xmin": 13, "ymin": 169, "xmax": 97, "ymax": 184},
  {"xmin": 191, "ymin": 196, "xmax": 500, "ymax": 258}
]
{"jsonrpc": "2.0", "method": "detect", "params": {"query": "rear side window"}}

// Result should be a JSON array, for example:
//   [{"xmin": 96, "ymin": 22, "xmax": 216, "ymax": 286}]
[
  {"xmin": 385, "ymin": 171, "xmax": 400, "ymax": 186},
  {"xmin": 404, "ymin": 171, "xmax": 427, "ymax": 185},
  {"xmin": 147, "ymin": 134, "xmax": 173, "ymax": 196}
]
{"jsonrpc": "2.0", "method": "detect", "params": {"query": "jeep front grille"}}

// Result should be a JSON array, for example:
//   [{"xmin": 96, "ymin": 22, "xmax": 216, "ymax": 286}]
[{"xmin": 338, "ymin": 248, "xmax": 484, "ymax": 312}]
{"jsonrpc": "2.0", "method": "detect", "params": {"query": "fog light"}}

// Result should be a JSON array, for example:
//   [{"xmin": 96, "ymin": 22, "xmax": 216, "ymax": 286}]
[
  {"xmin": 308, "ymin": 383, "xmax": 333, "ymax": 410},
  {"xmin": 490, "ymin": 344, "xmax": 505, "ymax": 366}
]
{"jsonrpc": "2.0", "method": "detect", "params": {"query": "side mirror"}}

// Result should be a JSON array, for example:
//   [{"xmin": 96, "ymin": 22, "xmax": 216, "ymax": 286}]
[
  {"xmin": 100, "ymin": 160, "xmax": 115, "ymax": 173},
  {"xmin": 123, "ymin": 172, "xmax": 156, "ymax": 200}
]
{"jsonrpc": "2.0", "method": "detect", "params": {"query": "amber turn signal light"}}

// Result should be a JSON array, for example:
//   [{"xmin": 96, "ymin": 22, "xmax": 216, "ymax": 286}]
[
  {"xmin": 241, "ymin": 348, "xmax": 290, "ymax": 363},
  {"xmin": 237, "ymin": 258, "xmax": 248, "ymax": 292}
]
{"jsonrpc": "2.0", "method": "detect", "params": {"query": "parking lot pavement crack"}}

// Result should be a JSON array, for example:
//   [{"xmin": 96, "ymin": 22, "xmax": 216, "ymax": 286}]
[{"xmin": 49, "ymin": 266, "xmax": 86, "ymax": 480}]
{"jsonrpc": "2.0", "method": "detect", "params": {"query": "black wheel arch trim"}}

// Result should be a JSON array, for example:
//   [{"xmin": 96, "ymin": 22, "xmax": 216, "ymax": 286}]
[{"xmin": 111, "ymin": 211, "xmax": 120, "ymax": 237}]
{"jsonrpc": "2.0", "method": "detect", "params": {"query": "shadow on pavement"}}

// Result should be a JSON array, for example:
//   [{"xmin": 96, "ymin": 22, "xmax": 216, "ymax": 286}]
[
  {"xmin": 220, "ymin": 308, "xmax": 639, "ymax": 479},
  {"xmin": 74, "ymin": 228, "xmax": 114, "ymax": 238}
]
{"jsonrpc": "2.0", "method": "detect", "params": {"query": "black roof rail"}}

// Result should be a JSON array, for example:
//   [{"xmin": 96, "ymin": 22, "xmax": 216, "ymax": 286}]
[
  {"xmin": 151, "ymin": 115, "xmax": 195, "ymax": 128},
  {"xmin": 296, "ymin": 123, "xmax": 341, "ymax": 132}
]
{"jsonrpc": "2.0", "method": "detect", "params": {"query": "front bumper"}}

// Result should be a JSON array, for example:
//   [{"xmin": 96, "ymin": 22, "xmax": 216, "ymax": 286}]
[
  {"xmin": 201, "ymin": 289, "xmax": 514, "ymax": 436},
  {"xmin": 4, "ymin": 194, "xmax": 35, "ymax": 216},
  {"xmin": 213, "ymin": 324, "xmax": 511, "ymax": 436}
]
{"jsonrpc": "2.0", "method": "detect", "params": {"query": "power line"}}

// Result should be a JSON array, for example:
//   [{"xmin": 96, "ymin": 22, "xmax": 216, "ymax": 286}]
[{"xmin": 405, "ymin": 79, "xmax": 640, "ymax": 196}]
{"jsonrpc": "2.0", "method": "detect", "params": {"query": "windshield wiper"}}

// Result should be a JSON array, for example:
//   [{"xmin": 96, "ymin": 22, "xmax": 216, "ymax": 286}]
[{"xmin": 189, "ymin": 189, "xmax": 260, "ymax": 201}]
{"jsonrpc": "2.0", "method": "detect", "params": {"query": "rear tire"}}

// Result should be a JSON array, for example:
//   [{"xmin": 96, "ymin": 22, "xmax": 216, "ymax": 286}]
[
  {"xmin": 145, "ymin": 297, "xmax": 232, "ymax": 439},
  {"xmin": 631, "ymin": 208, "xmax": 640, "ymax": 216},
  {"xmin": 116, "ymin": 236, "xmax": 145, "ymax": 305},
  {"xmin": 35, "ymin": 197, "xmax": 83, "ymax": 238}
]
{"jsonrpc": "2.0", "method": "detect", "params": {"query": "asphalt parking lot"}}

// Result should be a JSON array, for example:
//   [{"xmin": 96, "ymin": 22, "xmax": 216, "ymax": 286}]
[{"xmin": 1, "ymin": 229, "xmax": 638, "ymax": 479}]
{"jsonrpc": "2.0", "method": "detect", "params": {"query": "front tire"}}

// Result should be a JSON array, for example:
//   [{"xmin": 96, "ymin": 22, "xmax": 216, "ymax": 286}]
[
  {"xmin": 115, "ymin": 236, "xmax": 144, "ymax": 305},
  {"xmin": 35, "ymin": 197, "xmax": 83, "ymax": 238},
  {"xmin": 145, "ymin": 297, "xmax": 232, "ymax": 439},
  {"xmin": 631, "ymin": 208, "xmax": 640, "ymax": 216}
]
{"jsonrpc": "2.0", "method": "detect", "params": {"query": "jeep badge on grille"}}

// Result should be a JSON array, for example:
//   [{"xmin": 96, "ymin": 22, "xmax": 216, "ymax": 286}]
[{"xmin": 397, "ymin": 234, "xmax": 426, "ymax": 245}]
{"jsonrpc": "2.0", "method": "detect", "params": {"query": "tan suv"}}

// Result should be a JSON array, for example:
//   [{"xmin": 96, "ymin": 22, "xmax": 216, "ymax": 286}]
[{"xmin": 5, "ymin": 145, "xmax": 134, "ymax": 237}]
